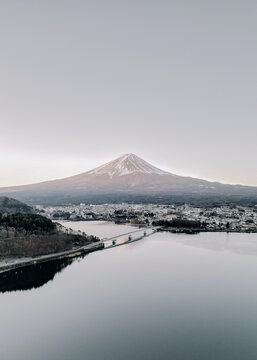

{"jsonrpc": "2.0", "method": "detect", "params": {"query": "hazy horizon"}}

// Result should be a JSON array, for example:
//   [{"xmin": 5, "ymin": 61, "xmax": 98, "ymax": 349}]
[
  {"xmin": 1, "ymin": 1, "xmax": 256, "ymax": 187},
  {"xmin": 0, "ymin": 152, "xmax": 256, "ymax": 188}
]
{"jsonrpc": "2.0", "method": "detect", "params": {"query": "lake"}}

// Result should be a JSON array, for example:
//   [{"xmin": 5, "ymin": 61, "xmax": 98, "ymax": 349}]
[{"xmin": 1, "ymin": 221, "xmax": 257, "ymax": 360}]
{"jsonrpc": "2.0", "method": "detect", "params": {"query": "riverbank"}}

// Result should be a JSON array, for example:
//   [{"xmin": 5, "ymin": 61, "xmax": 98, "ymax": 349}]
[
  {"xmin": 158, "ymin": 227, "xmax": 257, "ymax": 234},
  {"xmin": 0, "ymin": 241, "xmax": 104, "ymax": 274}
]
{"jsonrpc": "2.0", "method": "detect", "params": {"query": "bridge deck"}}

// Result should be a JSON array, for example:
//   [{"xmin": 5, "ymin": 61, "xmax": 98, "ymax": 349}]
[{"xmin": 103, "ymin": 228, "xmax": 157, "ymax": 249}]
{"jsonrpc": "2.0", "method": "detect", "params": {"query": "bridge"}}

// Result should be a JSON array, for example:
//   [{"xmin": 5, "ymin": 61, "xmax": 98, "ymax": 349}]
[
  {"xmin": 102, "ymin": 228, "xmax": 157, "ymax": 249},
  {"xmin": 0, "ymin": 227, "xmax": 158, "ymax": 274}
]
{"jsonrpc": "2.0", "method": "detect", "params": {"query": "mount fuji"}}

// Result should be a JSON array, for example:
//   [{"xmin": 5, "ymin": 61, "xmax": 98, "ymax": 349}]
[{"xmin": 0, "ymin": 153, "xmax": 256, "ymax": 205}]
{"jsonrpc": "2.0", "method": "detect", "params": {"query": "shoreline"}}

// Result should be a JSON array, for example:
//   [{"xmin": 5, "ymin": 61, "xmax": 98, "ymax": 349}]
[
  {"xmin": 1, "ymin": 226, "xmax": 256, "ymax": 275},
  {"xmin": 0, "ymin": 241, "xmax": 104, "ymax": 275},
  {"xmin": 158, "ymin": 227, "xmax": 257, "ymax": 234},
  {"xmin": 57, "ymin": 219, "xmax": 257, "ymax": 234}
]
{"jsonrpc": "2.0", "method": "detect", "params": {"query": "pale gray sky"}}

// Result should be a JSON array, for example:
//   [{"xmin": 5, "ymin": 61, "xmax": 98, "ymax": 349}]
[{"xmin": 0, "ymin": 0, "xmax": 256, "ymax": 186}]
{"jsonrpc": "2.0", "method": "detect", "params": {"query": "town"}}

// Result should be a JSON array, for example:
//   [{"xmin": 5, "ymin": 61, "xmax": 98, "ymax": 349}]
[{"xmin": 38, "ymin": 203, "xmax": 257, "ymax": 233}]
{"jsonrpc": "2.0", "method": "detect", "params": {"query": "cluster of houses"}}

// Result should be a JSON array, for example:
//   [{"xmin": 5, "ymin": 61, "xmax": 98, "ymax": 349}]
[{"xmin": 37, "ymin": 202, "xmax": 257, "ymax": 233}]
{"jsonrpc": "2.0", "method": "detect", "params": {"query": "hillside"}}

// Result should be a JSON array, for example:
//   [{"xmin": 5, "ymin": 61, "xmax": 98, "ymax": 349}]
[
  {"xmin": 0, "ymin": 196, "xmax": 33, "ymax": 213},
  {"xmin": 0, "ymin": 213, "xmax": 99, "ymax": 258}
]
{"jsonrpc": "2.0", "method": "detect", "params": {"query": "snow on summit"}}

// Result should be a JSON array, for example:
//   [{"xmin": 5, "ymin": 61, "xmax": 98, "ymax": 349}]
[{"xmin": 87, "ymin": 154, "xmax": 169, "ymax": 178}]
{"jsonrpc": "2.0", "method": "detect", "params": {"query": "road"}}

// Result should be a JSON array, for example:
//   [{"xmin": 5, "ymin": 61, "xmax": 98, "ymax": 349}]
[
  {"xmin": 103, "ymin": 228, "xmax": 157, "ymax": 249},
  {"xmin": 0, "ymin": 227, "xmax": 158, "ymax": 274}
]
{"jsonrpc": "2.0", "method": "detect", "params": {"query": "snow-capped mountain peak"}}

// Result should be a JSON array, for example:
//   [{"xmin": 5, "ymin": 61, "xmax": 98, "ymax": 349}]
[
  {"xmin": 1, "ymin": 153, "xmax": 257, "ymax": 204},
  {"xmin": 87, "ymin": 153, "xmax": 169, "ymax": 178}
]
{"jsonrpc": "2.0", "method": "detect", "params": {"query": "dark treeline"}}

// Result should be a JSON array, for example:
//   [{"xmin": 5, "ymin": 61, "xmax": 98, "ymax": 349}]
[
  {"xmin": 4, "ymin": 192, "xmax": 257, "ymax": 207},
  {"xmin": 153, "ymin": 218, "xmax": 203, "ymax": 229},
  {"xmin": 0, "ymin": 213, "xmax": 56, "ymax": 234}
]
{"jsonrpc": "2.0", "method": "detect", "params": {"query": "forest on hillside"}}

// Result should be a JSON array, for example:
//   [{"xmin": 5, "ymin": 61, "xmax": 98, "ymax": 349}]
[{"xmin": 0, "ymin": 213, "xmax": 98, "ymax": 258}]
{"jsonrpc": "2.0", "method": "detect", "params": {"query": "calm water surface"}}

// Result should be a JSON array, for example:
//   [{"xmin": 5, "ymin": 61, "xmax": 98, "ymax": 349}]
[{"xmin": 1, "ymin": 221, "xmax": 257, "ymax": 360}]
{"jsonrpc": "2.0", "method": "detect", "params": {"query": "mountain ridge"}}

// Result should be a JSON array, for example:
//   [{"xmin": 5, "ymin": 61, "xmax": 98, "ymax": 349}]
[{"xmin": 0, "ymin": 153, "xmax": 256, "ymax": 205}]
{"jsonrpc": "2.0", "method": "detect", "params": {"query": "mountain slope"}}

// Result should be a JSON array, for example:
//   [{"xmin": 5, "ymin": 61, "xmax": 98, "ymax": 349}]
[{"xmin": 0, "ymin": 154, "xmax": 256, "ymax": 204}]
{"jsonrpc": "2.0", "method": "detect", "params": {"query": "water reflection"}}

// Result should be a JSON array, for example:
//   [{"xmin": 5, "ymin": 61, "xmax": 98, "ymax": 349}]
[
  {"xmin": 174, "ymin": 232, "xmax": 257, "ymax": 257},
  {"xmin": 2, "ymin": 226, "xmax": 257, "ymax": 360},
  {"xmin": 0, "ymin": 256, "xmax": 79, "ymax": 293}
]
